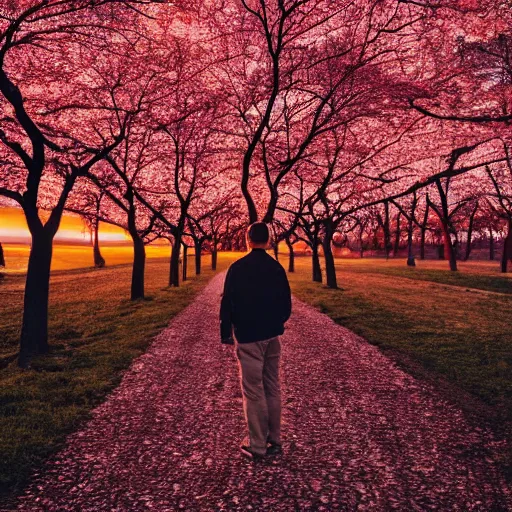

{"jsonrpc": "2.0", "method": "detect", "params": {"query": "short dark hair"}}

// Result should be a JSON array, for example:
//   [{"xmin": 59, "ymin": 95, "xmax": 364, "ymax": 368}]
[{"xmin": 247, "ymin": 222, "xmax": 269, "ymax": 244}]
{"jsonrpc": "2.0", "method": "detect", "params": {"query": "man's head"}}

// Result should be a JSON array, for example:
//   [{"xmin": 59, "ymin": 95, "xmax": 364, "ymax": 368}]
[{"xmin": 247, "ymin": 222, "xmax": 269, "ymax": 249}]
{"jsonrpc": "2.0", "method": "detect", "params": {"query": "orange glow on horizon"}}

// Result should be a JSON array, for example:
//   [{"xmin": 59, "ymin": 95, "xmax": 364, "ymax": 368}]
[{"xmin": 0, "ymin": 207, "xmax": 131, "ymax": 244}]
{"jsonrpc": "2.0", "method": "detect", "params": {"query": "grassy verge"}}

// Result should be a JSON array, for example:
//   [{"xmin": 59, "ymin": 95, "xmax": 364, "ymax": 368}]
[
  {"xmin": 0, "ymin": 253, "xmax": 237, "ymax": 501},
  {"xmin": 337, "ymin": 258, "xmax": 512, "ymax": 295},
  {"xmin": 283, "ymin": 256, "xmax": 512, "ymax": 422}
]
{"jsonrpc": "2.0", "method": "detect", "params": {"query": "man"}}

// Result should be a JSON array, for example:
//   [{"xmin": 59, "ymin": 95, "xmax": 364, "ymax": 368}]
[{"xmin": 220, "ymin": 222, "xmax": 292, "ymax": 460}]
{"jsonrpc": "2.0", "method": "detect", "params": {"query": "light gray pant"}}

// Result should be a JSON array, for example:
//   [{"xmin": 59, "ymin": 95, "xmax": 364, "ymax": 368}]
[{"xmin": 236, "ymin": 336, "xmax": 281, "ymax": 455}]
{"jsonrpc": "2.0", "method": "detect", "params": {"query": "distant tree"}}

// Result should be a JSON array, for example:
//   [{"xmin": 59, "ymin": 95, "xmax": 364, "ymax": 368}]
[
  {"xmin": 376, "ymin": 202, "xmax": 393, "ymax": 260},
  {"xmin": 419, "ymin": 196, "xmax": 431, "ymax": 260},
  {"xmin": 486, "ymin": 148, "xmax": 512, "ymax": 272},
  {"xmin": 154, "ymin": 93, "xmax": 223, "ymax": 286},
  {"xmin": 462, "ymin": 200, "xmax": 480, "ymax": 261},
  {"xmin": 87, "ymin": 123, "xmax": 164, "ymax": 300},
  {"xmin": 207, "ymin": 203, "xmax": 244, "ymax": 270},
  {"xmin": 186, "ymin": 213, "xmax": 211, "ymax": 276},
  {"xmin": 391, "ymin": 192, "xmax": 419, "ymax": 267},
  {"xmin": 67, "ymin": 188, "xmax": 106, "ymax": 268},
  {"xmin": 274, "ymin": 216, "xmax": 300, "ymax": 272}
]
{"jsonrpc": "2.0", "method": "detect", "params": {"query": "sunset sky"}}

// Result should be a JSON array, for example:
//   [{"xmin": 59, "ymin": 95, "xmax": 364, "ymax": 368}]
[{"xmin": 0, "ymin": 207, "xmax": 131, "ymax": 245}]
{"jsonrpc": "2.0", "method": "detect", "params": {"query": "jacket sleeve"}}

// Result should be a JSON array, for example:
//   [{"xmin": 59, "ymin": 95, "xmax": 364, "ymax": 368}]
[
  {"xmin": 220, "ymin": 265, "xmax": 234, "ymax": 340},
  {"xmin": 279, "ymin": 266, "xmax": 292, "ymax": 323}
]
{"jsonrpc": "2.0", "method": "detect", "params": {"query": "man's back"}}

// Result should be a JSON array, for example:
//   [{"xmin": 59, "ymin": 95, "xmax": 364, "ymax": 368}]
[
  {"xmin": 220, "ymin": 223, "xmax": 289, "ymax": 459},
  {"xmin": 220, "ymin": 249, "xmax": 292, "ymax": 343}
]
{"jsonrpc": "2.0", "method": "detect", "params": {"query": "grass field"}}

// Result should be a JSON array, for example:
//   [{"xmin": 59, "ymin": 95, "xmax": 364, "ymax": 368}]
[
  {"xmin": 1, "ymin": 243, "xmax": 171, "ymax": 274},
  {"xmin": 0, "ymin": 251, "xmax": 238, "ymax": 500},
  {"xmin": 282, "ymin": 256, "xmax": 512, "ymax": 424},
  {"xmin": 1, "ymin": 249, "xmax": 511, "ymax": 499}
]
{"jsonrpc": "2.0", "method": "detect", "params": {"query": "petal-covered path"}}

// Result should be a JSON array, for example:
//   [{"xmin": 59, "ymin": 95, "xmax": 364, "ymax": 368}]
[{"xmin": 12, "ymin": 273, "xmax": 511, "ymax": 511}]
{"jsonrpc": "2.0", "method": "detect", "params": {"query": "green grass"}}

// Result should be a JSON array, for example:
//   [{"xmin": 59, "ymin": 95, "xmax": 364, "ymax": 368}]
[
  {"xmin": 283, "ymin": 256, "xmax": 512, "ymax": 423},
  {"xmin": 338, "ymin": 258, "xmax": 512, "ymax": 295},
  {"xmin": 0, "ymin": 252, "xmax": 238, "ymax": 501},
  {"xmin": 2, "ymin": 250, "xmax": 511, "ymax": 501}
]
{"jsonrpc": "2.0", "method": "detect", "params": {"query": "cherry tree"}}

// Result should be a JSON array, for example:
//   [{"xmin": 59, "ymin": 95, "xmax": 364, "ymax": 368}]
[
  {"xmin": 0, "ymin": 1, "xmax": 155, "ymax": 366},
  {"xmin": 212, "ymin": 0, "xmax": 428, "ymax": 223},
  {"xmin": 459, "ymin": 200, "xmax": 480, "ymax": 261},
  {"xmin": 390, "ymin": 192, "xmax": 419, "ymax": 266},
  {"xmin": 153, "ymin": 92, "xmax": 224, "ymax": 286},
  {"xmin": 186, "ymin": 212, "xmax": 212, "ymax": 275},
  {"xmin": 409, "ymin": 3, "xmax": 511, "ymax": 126},
  {"xmin": 84, "ymin": 122, "xmax": 167, "ymax": 299},
  {"xmin": 207, "ymin": 200, "xmax": 245, "ymax": 270},
  {"xmin": 486, "ymin": 144, "xmax": 512, "ymax": 272},
  {"xmin": 65, "ymin": 186, "xmax": 107, "ymax": 267},
  {"xmin": 273, "ymin": 213, "xmax": 300, "ymax": 272},
  {"xmin": 478, "ymin": 195, "xmax": 505, "ymax": 262}
]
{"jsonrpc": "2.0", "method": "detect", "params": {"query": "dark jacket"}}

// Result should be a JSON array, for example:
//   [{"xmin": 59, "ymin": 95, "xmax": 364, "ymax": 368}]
[{"xmin": 220, "ymin": 249, "xmax": 292, "ymax": 343}]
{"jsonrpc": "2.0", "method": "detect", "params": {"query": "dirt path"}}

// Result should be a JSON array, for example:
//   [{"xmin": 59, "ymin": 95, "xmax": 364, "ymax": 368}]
[{"xmin": 12, "ymin": 273, "xmax": 511, "ymax": 511}]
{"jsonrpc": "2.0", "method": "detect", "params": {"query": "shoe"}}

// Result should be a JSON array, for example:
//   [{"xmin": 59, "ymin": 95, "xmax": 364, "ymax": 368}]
[
  {"xmin": 240, "ymin": 444, "xmax": 265, "ymax": 461},
  {"xmin": 266, "ymin": 437, "xmax": 283, "ymax": 456}
]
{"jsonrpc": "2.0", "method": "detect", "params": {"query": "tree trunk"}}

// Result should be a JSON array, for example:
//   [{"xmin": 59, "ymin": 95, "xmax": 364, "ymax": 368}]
[
  {"xmin": 273, "ymin": 242, "xmax": 279, "ymax": 261},
  {"xmin": 322, "ymin": 229, "xmax": 337, "ymax": 289},
  {"xmin": 489, "ymin": 228, "xmax": 494, "ymax": 261},
  {"xmin": 93, "ymin": 220, "xmax": 105, "ymax": 268},
  {"xmin": 419, "ymin": 201, "xmax": 429, "ymax": 260},
  {"xmin": 432, "ymin": 181, "xmax": 457, "ymax": 270},
  {"xmin": 501, "ymin": 219, "xmax": 512, "ymax": 273},
  {"xmin": 442, "ymin": 223, "xmax": 457, "ymax": 271},
  {"xmin": 312, "ymin": 244, "xmax": 322, "ymax": 283},
  {"xmin": 420, "ymin": 228, "xmax": 426, "ymax": 260},
  {"xmin": 242, "ymin": 157, "xmax": 258, "ymax": 224},
  {"xmin": 383, "ymin": 202, "xmax": 392, "ymax": 259},
  {"xmin": 406, "ymin": 219, "xmax": 416, "ymax": 267},
  {"xmin": 464, "ymin": 204, "xmax": 478, "ymax": 262},
  {"xmin": 19, "ymin": 231, "xmax": 53, "ymax": 367},
  {"xmin": 130, "ymin": 231, "xmax": 146, "ymax": 300},
  {"xmin": 169, "ymin": 234, "xmax": 181, "ymax": 287},
  {"xmin": 393, "ymin": 213, "xmax": 401, "ymax": 257},
  {"xmin": 194, "ymin": 240, "xmax": 202, "ymax": 275},
  {"xmin": 262, "ymin": 190, "xmax": 278, "ymax": 225},
  {"xmin": 182, "ymin": 244, "xmax": 188, "ymax": 282},
  {"xmin": 211, "ymin": 246, "xmax": 217, "ymax": 271},
  {"xmin": 464, "ymin": 230, "xmax": 473, "ymax": 262},
  {"xmin": 0, "ymin": 241, "xmax": 5, "ymax": 267},
  {"xmin": 285, "ymin": 237, "xmax": 295, "ymax": 273},
  {"xmin": 372, "ymin": 231, "xmax": 379, "ymax": 250},
  {"xmin": 453, "ymin": 234, "xmax": 460, "ymax": 261}
]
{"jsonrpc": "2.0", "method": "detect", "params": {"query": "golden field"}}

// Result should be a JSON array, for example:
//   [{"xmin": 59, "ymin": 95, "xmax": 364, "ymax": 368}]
[{"xmin": 2, "ymin": 244, "xmax": 172, "ymax": 274}]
